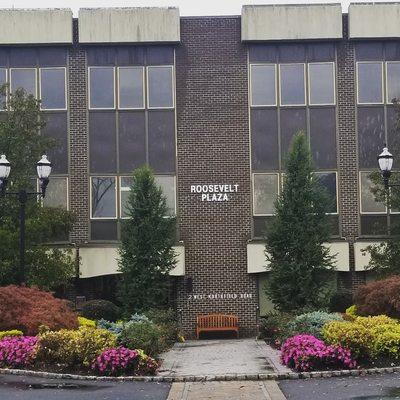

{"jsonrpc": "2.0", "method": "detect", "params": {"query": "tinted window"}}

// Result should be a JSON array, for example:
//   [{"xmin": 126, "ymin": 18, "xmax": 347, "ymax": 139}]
[
  {"xmin": 280, "ymin": 64, "xmax": 305, "ymax": 105},
  {"xmin": 89, "ymin": 67, "xmax": 115, "ymax": 109},
  {"xmin": 360, "ymin": 172, "xmax": 386, "ymax": 213},
  {"xmin": 118, "ymin": 67, "xmax": 144, "ymax": 108},
  {"xmin": 253, "ymin": 173, "xmax": 279, "ymax": 215},
  {"xmin": 10, "ymin": 68, "xmax": 36, "ymax": 96},
  {"xmin": 309, "ymin": 63, "xmax": 335, "ymax": 105},
  {"xmin": 387, "ymin": 62, "xmax": 400, "ymax": 103},
  {"xmin": 155, "ymin": 175, "xmax": 176, "ymax": 216},
  {"xmin": 357, "ymin": 62, "xmax": 383, "ymax": 104},
  {"xmin": 0, "ymin": 68, "xmax": 6, "ymax": 108},
  {"xmin": 91, "ymin": 177, "xmax": 116, "ymax": 218},
  {"xmin": 40, "ymin": 68, "xmax": 66, "ymax": 110},
  {"xmin": 120, "ymin": 176, "xmax": 133, "ymax": 218},
  {"xmin": 250, "ymin": 64, "xmax": 276, "ymax": 106},
  {"xmin": 280, "ymin": 108, "xmax": 307, "ymax": 162},
  {"xmin": 316, "ymin": 172, "xmax": 337, "ymax": 213},
  {"xmin": 42, "ymin": 177, "xmax": 68, "ymax": 209},
  {"xmin": 148, "ymin": 66, "xmax": 174, "ymax": 108},
  {"xmin": 91, "ymin": 220, "xmax": 118, "ymax": 241}
]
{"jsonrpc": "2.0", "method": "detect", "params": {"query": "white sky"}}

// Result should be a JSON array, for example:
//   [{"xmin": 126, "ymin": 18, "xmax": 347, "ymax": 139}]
[{"xmin": 0, "ymin": 0, "xmax": 398, "ymax": 17}]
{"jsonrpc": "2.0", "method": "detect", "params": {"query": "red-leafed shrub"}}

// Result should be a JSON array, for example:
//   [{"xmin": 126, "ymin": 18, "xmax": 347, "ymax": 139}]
[
  {"xmin": 0, "ymin": 285, "xmax": 78, "ymax": 335},
  {"xmin": 354, "ymin": 276, "xmax": 400, "ymax": 318}
]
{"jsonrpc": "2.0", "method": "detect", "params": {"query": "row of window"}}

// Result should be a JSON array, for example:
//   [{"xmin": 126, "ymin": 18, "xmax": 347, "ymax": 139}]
[
  {"xmin": 250, "ymin": 62, "xmax": 335, "ymax": 107},
  {"xmin": 88, "ymin": 66, "xmax": 174, "ymax": 110},
  {"xmin": 0, "ymin": 67, "xmax": 66, "ymax": 110},
  {"xmin": 90, "ymin": 176, "xmax": 176, "ymax": 219},
  {"xmin": 357, "ymin": 62, "xmax": 400, "ymax": 104}
]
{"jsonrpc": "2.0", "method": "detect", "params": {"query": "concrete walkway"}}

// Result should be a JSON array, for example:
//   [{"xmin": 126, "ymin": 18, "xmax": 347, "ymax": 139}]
[{"xmin": 159, "ymin": 339, "xmax": 276, "ymax": 377}]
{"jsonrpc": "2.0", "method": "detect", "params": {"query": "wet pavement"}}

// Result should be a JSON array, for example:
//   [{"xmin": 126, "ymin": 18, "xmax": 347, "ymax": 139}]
[
  {"xmin": 279, "ymin": 372, "xmax": 400, "ymax": 400},
  {"xmin": 0, "ymin": 374, "xmax": 171, "ymax": 400}
]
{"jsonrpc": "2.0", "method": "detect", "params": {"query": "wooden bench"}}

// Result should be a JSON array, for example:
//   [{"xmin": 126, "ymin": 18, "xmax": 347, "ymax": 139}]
[{"xmin": 196, "ymin": 314, "xmax": 239, "ymax": 339}]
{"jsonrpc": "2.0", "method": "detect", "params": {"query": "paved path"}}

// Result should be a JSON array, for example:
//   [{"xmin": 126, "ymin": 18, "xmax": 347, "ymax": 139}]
[
  {"xmin": 279, "ymin": 372, "xmax": 400, "ymax": 400},
  {"xmin": 159, "ymin": 339, "xmax": 275, "ymax": 377},
  {"xmin": 0, "ymin": 374, "xmax": 171, "ymax": 400}
]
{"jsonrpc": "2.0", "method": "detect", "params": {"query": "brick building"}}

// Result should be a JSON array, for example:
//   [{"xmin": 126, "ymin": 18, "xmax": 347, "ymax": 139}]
[{"xmin": 0, "ymin": 4, "xmax": 399, "ymax": 337}]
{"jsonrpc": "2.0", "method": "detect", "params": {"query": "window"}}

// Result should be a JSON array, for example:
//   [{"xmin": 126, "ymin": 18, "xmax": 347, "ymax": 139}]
[
  {"xmin": 155, "ymin": 175, "xmax": 176, "ymax": 216},
  {"xmin": 41, "ymin": 177, "xmax": 68, "ymax": 209},
  {"xmin": 89, "ymin": 67, "xmax": 115, "ymax": 109},
  {"xmin": 118, "ymin": 67, "xmax": 144, "ymax": 109},
  {"xmin": 91, "ymin": 177, "xmax": 117, "ymax": 219},
  {"xmin": 315, "ymin": 172, "xmax": 337, "ymax": 214},
  {"xmin": 253, "ymin": 173, "xmax": 279, "ymax": 216},
  {"xmin": 0, "ymin": 68, "xmax": 6, "ymax": 108},
  {"xmin": 386, "ymin": 62, "xmax": 400, "ymax": 103},
  {"xmin": 10, "ymin": 68, "xmax": 36, "ymax": 97},
  {"xmin": 147, "ymin": 66, "xmax": 174, "ymax": 108},
  {"xmin": 279, "ymin": 64, "xmax": 305, "ymax": 106},
  {"xmin": 40, "ymin": 68, "xmax": 66, "ymax": 110},
  {"xmin": 357, "ymin": 62, "xmax": 383, "ymax": 104},
  {"xmin": 250, "ymin": 64, "xmax": 276, "ymax": 106},
  {"xmin": 308, "ymin": 63, "xmax": 335, "ymax": 105},
  {"xmin": 120, "ymin": 176, "xmax": 132, "ymax": 218},
  {"xmin": 360, "ymin": 172, "xmax": 386, "ymax": 213}
]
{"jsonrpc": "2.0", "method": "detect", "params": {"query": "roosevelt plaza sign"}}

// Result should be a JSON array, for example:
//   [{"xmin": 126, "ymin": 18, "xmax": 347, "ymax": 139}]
[{"xmin": 190, "ymin": 184, "xmax": 239, "ymax": 201}]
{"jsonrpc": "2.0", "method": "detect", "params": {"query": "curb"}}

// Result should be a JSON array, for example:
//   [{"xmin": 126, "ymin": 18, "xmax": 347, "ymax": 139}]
[{"xmin": 1, "ymin": 366, "xmax": 400, "ymax": 382}]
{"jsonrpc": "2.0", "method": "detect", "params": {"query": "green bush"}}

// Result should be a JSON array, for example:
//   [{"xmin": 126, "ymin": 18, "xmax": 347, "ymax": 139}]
[
  {"xmin": 287, "ymin": 311, "xmax": 343, "ymax": 340},
  {"xmin": 80, "ymin": 300, "xmax": 121, "ymax": 322},
  {"xmin": 0, "ymin": 330, "xmax": 23, "ymax": 340},
  {"xmin": 373, "ymin": 324, "xmax": 400, "ymax": 358},
  {"xmin": 259, "ymin": 311, "xmax": 292, "ymax": 343},
  {"xmin": 144, "ymin": 308, "xmax": 178, "ymax": 342},
  {"xmin": 329, "ymin": 289, "xmax": 353, "ymax": 313}
]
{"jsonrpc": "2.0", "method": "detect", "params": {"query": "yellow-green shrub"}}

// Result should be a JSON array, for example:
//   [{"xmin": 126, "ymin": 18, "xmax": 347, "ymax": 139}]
[
  {"xmin": 372, "ymin": 324, "xmax": 400, "ymax": 358},
  {"xmin": 355, "ymin": 315, "xmax": 397, "ymax": 329},
  {"xmin": 78, "ymin": 316, "xmax": 96, "ymax": 328},
  {"xmin": 345, "ymin": 305, "xmax": 357, "ymax": 318},
  {"xmin": 0, "ymin": 330, "xmax": 23, "ymax": 340},
  {"xmin": 38, "ymin": 326, "xmax": 116, "ymax": 367}
]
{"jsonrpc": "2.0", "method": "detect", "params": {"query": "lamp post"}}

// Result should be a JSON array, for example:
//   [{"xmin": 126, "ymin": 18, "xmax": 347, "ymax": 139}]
[{"xmin": 0, "ymin": 154, "xmax": 52, "ymax": 284}]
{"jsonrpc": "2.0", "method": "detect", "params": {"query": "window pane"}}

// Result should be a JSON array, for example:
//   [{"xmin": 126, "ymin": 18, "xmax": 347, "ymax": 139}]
[
  {"xmin": 280, "ymin": 64, "xmax": 305, "ymax": 105},
  {"xmin": 360, "ymin": 172, "xmax": 386, "ymax": 213},
  {"xmin": 250, "ymin": 64, "xmax": 276, "ymax": 106},
  {"xmin": 40, "ymin": 68, "xmax": 66, "ymax": 110},
  {"xmin": 387, "ymin": 62, "xmax": 400, "ymax": 103},
  {"xmin": 357, "ymin": 62, "xmax": 383, "ymax": 104},
  {"xmin": 148, "ymin": 66, "xmax": 173, "ymax": 108},
  {"xmin": 155, "ymin": 175, "xmax": 176, "ymax": 216},
  {"xmin": 0, "ymin": 68, "xmax": 6, "ymax": 108},
  {"xmin": 91, "ymin": 177, "xmax": 116, "ymax": 218},
  {"xmin": 309, "ymin": 63, "xmax": 335, "ymax": 105},
  {"xmin": 316, "ymin": 172, "xmax": 337, "ymax": 213},
  {"xmin": 89, "ymin": 67, "xmax": 114, "ymax": 109},
  {"xmin": 120, "ymin": 177, "xmax": 133, "ymax": 218},
  {"xmin": 253, "ymin": 174, "xmax": 278, "ymax": 215},
  {"xmin": 10, "ymin": 68, "xmax": 36, "ymax": 96},
  {"xmin": 42, "ymin": 177, "xmax": 68, "ymax": 209},
  {"xmin": 118, "ymin": 67, "xmax": 144, "ymax": 108}
]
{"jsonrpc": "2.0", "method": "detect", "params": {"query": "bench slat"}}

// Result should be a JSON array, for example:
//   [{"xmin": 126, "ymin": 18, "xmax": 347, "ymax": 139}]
[{"xmin": 196, "ymin": 314, "xmax": 239, "ymax": 339}]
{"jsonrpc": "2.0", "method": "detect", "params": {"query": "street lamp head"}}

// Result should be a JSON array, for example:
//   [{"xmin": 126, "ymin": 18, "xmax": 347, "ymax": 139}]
[
  {"xmin": 378, "ymin": 146, "xmax": 394, "ymax": 173},
  {"xmin": 0, "ymin": 154, "xmax": 11, "ymax": 179},
  {"xmin": 36, "ymin": 155, "xmax": 52, "ymax": 180}
]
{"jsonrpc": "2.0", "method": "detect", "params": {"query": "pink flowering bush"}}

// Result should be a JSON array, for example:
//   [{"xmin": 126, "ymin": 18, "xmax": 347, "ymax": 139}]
[
  {"xmin": 0, "ymin": 336, "xmax": 38, "ymax": 368},
  {"xmin": 281, "ymin": 334, "xmax": 356, "ymax": 372},
  {"xmin": 92, "ymin": 347, "xmax": 139, "ymax": 376}
]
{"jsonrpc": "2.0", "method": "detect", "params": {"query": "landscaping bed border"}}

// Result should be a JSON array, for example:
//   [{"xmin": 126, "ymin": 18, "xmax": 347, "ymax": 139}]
[{"xmin": 1, "ymin": 367, "xmax": 400, "ymax": 382}]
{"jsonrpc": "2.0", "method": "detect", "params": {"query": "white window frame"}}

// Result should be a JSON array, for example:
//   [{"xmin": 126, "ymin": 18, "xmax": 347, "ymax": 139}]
[
  {"xmin": 117, "ymin": 66, "xmax": 145, "ymax": 110},
  {"xmin": 0, "ymin": 67, "xmax": 8, "ymax": 110},
  {"xmin": 88, "ymin": 66, "xmax": 116, "ymax": 110},
  {"xmin": 279, "ymin": 63, "xmax": 306, "ymax": 107},
  {"xmin": 38, "ymin": 176, "xmax": 69, "ymax": 211},
  {"xmin": 385, "ymin": 61, "xmax": 400, "ymax": 104},
  {"xmin": 146, "ymin": 65, "xmax": 175, "ymax": 110},
  {"xmin": 249, "ymin": 63, "xmax": 277, "ymax": 107},
  {"xmin": 308, "ymin": 62, "xmax": 336, "ymax": 106},
  {"xmin": 252, "ymin": 172, "xmax": 280, "ymax": 217},
  {"xmin": 39, "ymin": 67, "xmax": 67, "ymax": 111},
  {"xmin": 90, "ymin": 176, "xmax": 118, "ymax": 220},
  {"xmin": 315, "ymin": 171, "xmax": 339, "ymax": 215},
  {"xmin": 356, "ymin": 61, "xmax": 384, "ymax": 105},
  {"xmin": 9, "ymin": 67, "xmax": 37, "ymax": 98}
]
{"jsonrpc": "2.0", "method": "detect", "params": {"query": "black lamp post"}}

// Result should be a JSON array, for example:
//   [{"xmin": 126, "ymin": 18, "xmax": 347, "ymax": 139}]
[{"xmin": 0, "ymin": 154, "xmax": 52, "ymax": 284}]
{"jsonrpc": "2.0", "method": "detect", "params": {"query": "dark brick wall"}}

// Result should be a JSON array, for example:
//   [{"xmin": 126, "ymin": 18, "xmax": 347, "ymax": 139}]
[{"xmin": 175, "ymin": 17, "xmax": 258, "ymax": 338}]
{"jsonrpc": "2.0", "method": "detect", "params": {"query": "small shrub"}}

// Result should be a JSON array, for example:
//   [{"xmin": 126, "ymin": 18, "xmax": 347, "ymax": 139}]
[
  {"xmin": 355, "ymin": 315, "xmax": 397, "ymax": 329},
  {"xmin": 137, "ymin": 354, "xmax": 160, "ymax": 375},
  {"xmin": 259, "ymin": 311, "xmax": 292, "ymax": 344},
  {"xmin": 354, "ymin": 276, "xmax": 400, "ymax": 318},
  {"xmin": 78, "ymin": 317, "xmax": 96, "ymax": 328},
  {"xmin": 92, "ymin": 347, "xmax": 139, "ymax": 376},
  {"xmin": 97, "ymin": 319, "xmax": 124, "ymax": 335},
  {"xmin": 0, "ymin": 330, "xmax": 23, "ymax": 340},
  {"xmin": 345, "ymin": 305, "xmax": 358, "ymax": 318},
  {"xmin": 329, "ymin": 289, "xmax": 353, "ymax": 313},
  {"xmin": 286, "ymin": 311, "xmax": 343, "ymax": 340},
  {"xmin": 144, "ymin": 308, "xmax": 178, "ymax": 342},
  {"xmin": 373, "ymin": 324, "xmax": 400, "ymax": 358},
  {"xmin": 37, "ymin": 326, "xmax": 117, "ymax": 368},
  {"xmin": 0, "ymin": 336, "xmax": 38, "ymax": 368},
  {"xmin": 281, "ymin": 334, "xmax": 356, "ymax": 372},
  {"xmin": 81, "ymin": 300, "xmax": 121, "ymax": 322},
  {"xmin": 0, "ymin": 285, "xmax": 78, "ymax": 335}
]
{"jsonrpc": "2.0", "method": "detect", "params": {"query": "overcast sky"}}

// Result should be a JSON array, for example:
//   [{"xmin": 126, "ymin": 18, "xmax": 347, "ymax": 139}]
[{"xmin": 0, "ymin": 0, "xmax": 398, "ymax": 16}]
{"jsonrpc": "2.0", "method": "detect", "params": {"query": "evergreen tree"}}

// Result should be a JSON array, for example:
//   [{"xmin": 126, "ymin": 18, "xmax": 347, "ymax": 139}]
[
  {"xmin": 0, "ymin": 86, "xmax": 75, "ymax": 290},
  {"xmin": 265, "ymin": 132, "xmax": 335, "ymax": 312},
  {"xmin": 118, "ymin": 165, "xmax": 176, "ymax": 314}
]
